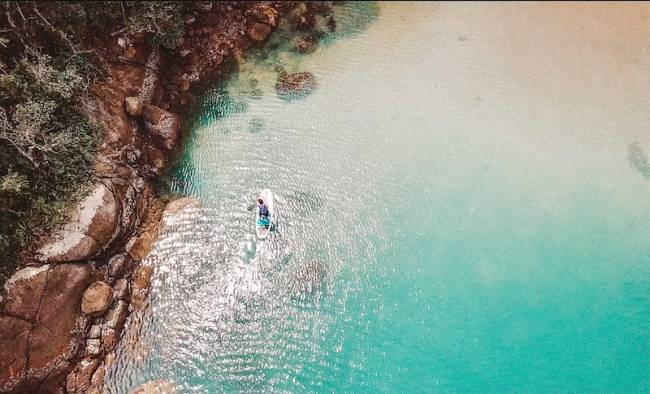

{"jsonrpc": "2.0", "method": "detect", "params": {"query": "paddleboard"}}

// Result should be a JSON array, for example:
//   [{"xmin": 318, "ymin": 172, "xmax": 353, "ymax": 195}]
[{"xmin": 255, "ymin": 189, "xmax": 274, "ymax": 240}]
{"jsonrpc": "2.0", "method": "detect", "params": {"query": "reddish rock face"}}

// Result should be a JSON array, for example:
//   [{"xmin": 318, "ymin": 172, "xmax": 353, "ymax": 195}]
[
  {"xmin": 0, "ymin": 316, "xmax": 30, "ymax": 388},
  {"xmin": 27, "ymin": 264, "xmax": 91, "ymax": 389},
  {"xmin": 247, "ymin": 22, "xmax": 273, "ymax": 41},
  {"xmin": 3, "ymin": 265, "xmax": 50, "ymax": 321}
]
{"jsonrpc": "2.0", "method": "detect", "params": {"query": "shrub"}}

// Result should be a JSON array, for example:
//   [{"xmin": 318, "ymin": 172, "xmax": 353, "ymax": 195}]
[{"xmin": 0, "ymin": 48, "xmax": 98, "ymax": 262}]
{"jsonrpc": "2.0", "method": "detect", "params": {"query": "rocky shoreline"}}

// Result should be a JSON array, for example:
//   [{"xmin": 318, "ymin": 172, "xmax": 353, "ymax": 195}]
[{"xmin": 0, "ymin": 2, "xmax": 334, "ymax": 392}]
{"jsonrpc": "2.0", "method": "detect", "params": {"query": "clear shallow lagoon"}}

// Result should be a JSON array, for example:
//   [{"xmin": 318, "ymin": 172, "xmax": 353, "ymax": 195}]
[{"xmin": 108, "ymin": 3, "xmax": 650, "ymax": 392}]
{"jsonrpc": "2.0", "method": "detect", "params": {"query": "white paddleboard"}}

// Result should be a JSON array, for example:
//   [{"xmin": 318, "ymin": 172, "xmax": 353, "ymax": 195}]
[{"xmin": 255, "ymin": 189, "xmax": 274, "ymax": 240}]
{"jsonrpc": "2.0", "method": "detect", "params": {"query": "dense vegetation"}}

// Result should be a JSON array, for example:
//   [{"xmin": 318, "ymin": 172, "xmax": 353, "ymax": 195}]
[{"xmin": 0, "ymin": 1, "xmax": 186, "ymax": 265}]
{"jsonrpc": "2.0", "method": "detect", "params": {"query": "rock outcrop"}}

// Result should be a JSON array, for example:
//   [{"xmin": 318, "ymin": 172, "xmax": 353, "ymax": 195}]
[
  {"xmin": 275, "ymin": 72, "xmax": 317, "ymax": 99},
  {"xmin": 142, "ymin": 104, "xmax": 182, "ymax": 151},
  {"xmin": 0, "ymin": 263, "xmax": 91, "ymax": 392},
  {"xmin": 38, "ymin": 183, "xmax": 119, "ymax": 263},
  {"xmin": 3, "ymin": 265, "xmax": 49, "ymax": 321}
]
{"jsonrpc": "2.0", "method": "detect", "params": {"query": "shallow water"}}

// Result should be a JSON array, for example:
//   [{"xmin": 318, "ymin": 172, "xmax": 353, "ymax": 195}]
[{"xmin": 108, "ymin": 2, "xmax": 650, "ymax": 392}]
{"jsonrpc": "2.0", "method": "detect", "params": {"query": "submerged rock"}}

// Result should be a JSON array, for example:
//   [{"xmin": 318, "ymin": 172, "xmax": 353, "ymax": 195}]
[
  {"xmin": 163, "ymin": 196, "xmax": 202, "ymax": 216},
  {"xmin": 247, "ymin": 22, "xmax": 272, "ymax": 42},
  {"xmin": 289, "ymin": 261, "xmax": 327, "ymax": 298},
  {"xmin": 81, "ymin": 281, "xmax": 114, "ymax": 316},
  {"xmin": 130, "ymin": 379, "xmax": 177, "ymax": 394},
  {"xmin": 275, "ymin": 72, "xmax": 317, "ymax": 99},
  {"xmin": 294, "ymin": 36, "xmax": 317, "ymax": 54}
]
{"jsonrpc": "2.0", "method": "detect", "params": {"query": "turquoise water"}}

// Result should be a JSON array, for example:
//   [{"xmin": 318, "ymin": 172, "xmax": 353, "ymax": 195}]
[{"xmin": 109, "ymin": 3, "xmax": 650, "ymax": 393}]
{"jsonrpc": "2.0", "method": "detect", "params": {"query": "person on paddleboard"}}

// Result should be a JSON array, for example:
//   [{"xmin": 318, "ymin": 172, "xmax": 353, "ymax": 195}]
[{"xmin": 258, "ymin": 198, "xmax": 269, "ymax": 218}]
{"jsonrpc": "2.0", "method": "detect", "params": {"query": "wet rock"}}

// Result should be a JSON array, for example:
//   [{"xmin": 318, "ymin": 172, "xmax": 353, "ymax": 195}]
[
  {"xmin": 104, "ymin": 352, "xmax": 116, "ymax": 368},
  {"xmin": 108, "ymin": 254, "xmax": 133, "ymax": 279},
  {"xmin": 130, "ymin": 379, "xmax": 177, "ymax": 394},
  {"xmin": 114, "ymin": 278, "xmax": 130, "ymax": 301},
  {"xmin": 163, "ymin": 197, "xmax": 202, "ymax": 216},
  {"xmin": 2, "ymin": 265, "xmax": 49, "ymax": 321},
  {"xmin": 327, "ymin": 16, "xmax": 337, "ymax": 32},
  {"xmin": 295, "ymin": 36, "xmax": 317, "ymax": 54},
  {"xmin": 131, "ymin": 265, "xmax": 154, "ymax": 310},
  {"xmin": 133, "ymin": 266, "xmax": 154, "ymax": 291},
  {"xmin": 85, "ymin": 339, "xmax": 101, "ymax": 357},
  {"xmin": 142, "ymin": 104, "xmax": 182, "ymax": 150},
  {"xmin": 38, "ymin": 183, "xmax": 119, "ymax": 263},
  {"xmin": 66, "ymin": 358, "xmax": 99, "ymax": 393},
  {"xmin": 131, "ymin": 288, "xmax": 148, "ymax": 310},
  {"xmin": 0, "ymin": 316, "xmax": 30, "ymax": 389},
  {"xmin": 105, "ymin": 300, "xmax": 128, "ymax": 331},
  {"xmin": 247, "ymin": 22, "xmax": 272, "ymax": 42},
  {"xmin": 296, "ymin": 12, "xmax": 316, "ymax": 31},
  {"xmin": 275, "ymin": 72, "xmax": 317, "ymax": 99},
  {"xmin": 81, "ymin": 281, "xmax": 114, "ymax": 316},
  {"xmin": 91, "ymin": 363, "xmax": 105, "ymax": 387},
  {"xmin": 125, "ymin": 96, "xmax": 143, "ymax": 117},
  {"xmin": 102, "ymin": 327, "xmax": 120, "ymax": 352},
  {"xmin": 126, "ymin": 231, "xmax": 157, "ymax": 261}
]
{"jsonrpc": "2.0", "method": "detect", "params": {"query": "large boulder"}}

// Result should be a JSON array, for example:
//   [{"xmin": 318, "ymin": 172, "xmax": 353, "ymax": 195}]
[
  {"xmin": 0, "ymin": 316, "xmax": 31, "ymax": 390},
  {"xmin": 142, "ymin": 104, "xmax": 182, "ymax": 150},
  {"xmin": 38, "ymin": 183, "xmax": 119, "ymax": 263},
  {"xmin": 28, "ymin": 264, "xmax": 92, "ymax": 371},
  {"xmin": 247, "ymin": 22, "xmax": 272, "ymax": 42},
  {"xmin": 275, "ymin": 72, "xmax": 317, "ymax": 99},
  {"xmin": 81, "ymin": 282, "xmax": 114, "ymax": 316},
  {"xmin": 2, "ymin": 265, "xmax": 50, "ymax": 321}
]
